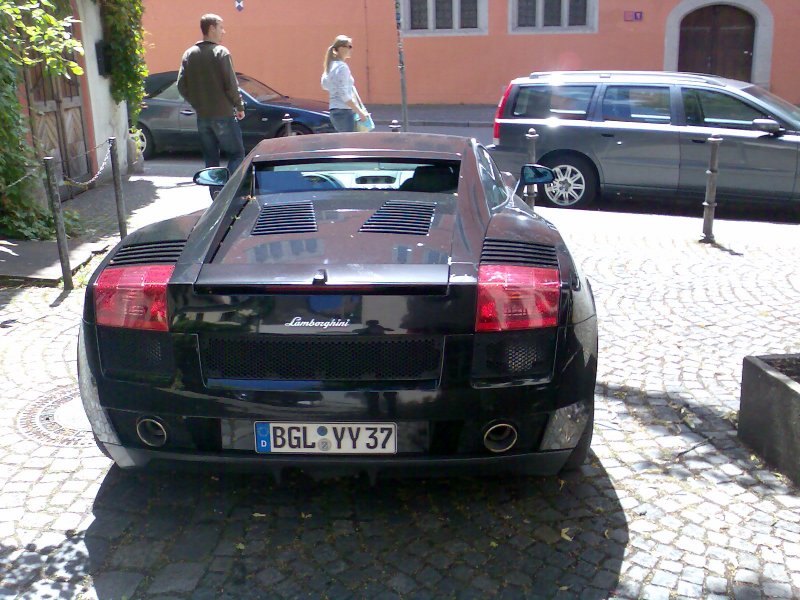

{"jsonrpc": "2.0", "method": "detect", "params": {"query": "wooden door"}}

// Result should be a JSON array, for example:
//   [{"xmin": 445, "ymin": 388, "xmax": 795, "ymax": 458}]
[
  {"xmin": 678, "ymin": 5, "xmax": 755, "ymax": 82},
  {"xmin": 24, "ymin": 62, "xmax": 91, "ymax": 192}
]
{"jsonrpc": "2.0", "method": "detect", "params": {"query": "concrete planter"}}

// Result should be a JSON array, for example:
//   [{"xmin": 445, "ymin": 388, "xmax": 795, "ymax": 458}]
[{"xmin": 738, "ymin": 354, "xmax": 800, "ymax": 485}]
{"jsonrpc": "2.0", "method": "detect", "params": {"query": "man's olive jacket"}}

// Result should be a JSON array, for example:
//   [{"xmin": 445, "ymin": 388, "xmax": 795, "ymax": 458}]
[{"xmin": 177, "ymin": 41, "xmax": 244, "ymax": 119}]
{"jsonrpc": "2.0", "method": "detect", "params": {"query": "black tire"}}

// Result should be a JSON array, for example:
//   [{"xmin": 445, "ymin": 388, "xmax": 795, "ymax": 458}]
[
  {"xmin": 140, "ymin": 125, "xmax": 155, "ymax": 160},
  {"xmin": 560, "ymin": 409, "xmax": 594, "ymax": 471},
  {"xmin": 277, "ymin": 123, "xmax": 312, "ymax": 137},
  {"xmin": 539, "ymin": 154, "xmax": 598, "ymax": 209}
]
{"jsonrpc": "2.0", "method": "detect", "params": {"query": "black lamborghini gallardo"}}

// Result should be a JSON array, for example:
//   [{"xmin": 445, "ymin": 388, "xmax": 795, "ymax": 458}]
[{"xmin": 78, "ymin": 132, "xmax": 597, "ymax": 479}]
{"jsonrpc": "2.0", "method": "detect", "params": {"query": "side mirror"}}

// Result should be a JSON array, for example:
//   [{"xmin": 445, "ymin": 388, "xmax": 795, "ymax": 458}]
[
  {"xmin": 520, "ymin": 164, "xmax": 555, "ymax": 185},
  {"xmin": 752, "ymin": 118, "xmax": 782, "ymax": 135},
  {"xmin": 514, "ymin": 164, "xmax": 555, "ymax": 205},
  {"xmin": 193, "ymin": 167, "xmax": 229, "ymax": 187}
]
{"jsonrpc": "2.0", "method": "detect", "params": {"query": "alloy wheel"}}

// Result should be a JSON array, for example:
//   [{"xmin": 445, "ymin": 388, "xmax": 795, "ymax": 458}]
[{"xmin": 544, "ymin": 164, "xmax": 586, "ymax": 207}]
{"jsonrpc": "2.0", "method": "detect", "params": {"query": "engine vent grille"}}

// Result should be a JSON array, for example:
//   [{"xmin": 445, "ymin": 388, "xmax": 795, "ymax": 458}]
[
  {"xmin": 480, "ymin": 239, "xmax": 558, "ymax": 269},
  {"xmin": 109, "ymin": 240, "xmax": 186, "ymax": 266},
  {"xmin": 360, "ymin": 201, "xmax": 435, "ymax": 236},
  {"xmin": 252, "ymin": 202, "xmax": 317, "ymax": 235},
  {"xmin": 202, "ymin": 335, "xmax": 443, "ymax": 381}
]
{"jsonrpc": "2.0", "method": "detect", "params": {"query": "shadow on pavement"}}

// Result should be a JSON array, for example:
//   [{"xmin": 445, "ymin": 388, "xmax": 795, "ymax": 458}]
[
  {"xmin": 67, "ymin": 178, "xmax": 159, "ymax": 243},
  {"xmin": 17, "ymin": 464, "xmax": 630, "ymax": 599},
  {"xmin": 597, "ymin": 381, "xmax": 797, "ymax": 494}
]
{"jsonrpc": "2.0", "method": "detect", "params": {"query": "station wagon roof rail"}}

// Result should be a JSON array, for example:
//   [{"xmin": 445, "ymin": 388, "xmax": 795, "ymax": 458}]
[{"xmin": 526, "ymin": 70, "xmax": 725, "ymax": 86}]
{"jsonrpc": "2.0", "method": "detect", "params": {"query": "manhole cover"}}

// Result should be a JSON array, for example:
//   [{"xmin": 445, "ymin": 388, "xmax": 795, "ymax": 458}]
[{"xmin": 17, "ymin": 385, "xmax": 95, "ymax": 447}]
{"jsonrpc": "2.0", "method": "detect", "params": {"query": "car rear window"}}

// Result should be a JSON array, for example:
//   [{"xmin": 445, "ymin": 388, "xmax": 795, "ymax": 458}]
[
  {"xmin": 252, "ymin": 159, "xmax": 461, "ymax": 196},
  {"xmin": 512, "ymin": 85, "xmax": 595, "ymax": 120},
  {"xmin": 602, "ymin": 86, "xmax": 671, "ymax": 124}
]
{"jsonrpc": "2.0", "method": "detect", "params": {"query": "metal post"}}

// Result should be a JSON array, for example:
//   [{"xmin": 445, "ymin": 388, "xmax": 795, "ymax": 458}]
[
  {"xmin": 524, "ymin": 127, "xmax": 540, "ymax": 205},
  {"xmin": 701, "ymin": 135, "xmax": 723, "ymax": 243},
  {"xmin": 283, "ymin": 114, "xmax": 294, "ymax": 136},
  {"xmin": 526, "ymin": 127, "xmax": 539, "ymax": 163},
  {"xmin": 394, "ymin": 0, "xmax": 409, "ymax": 131},
  {"xmin": 109, "ymin": 137, "xmax": 127, "ymax": 239},
  {"xmin": 43, "ymin": 157, "xmax": 73, "ymax": 290},
  {"xmin": 390, "ymin": 119, "xmax": 401, "ymax": 133}
]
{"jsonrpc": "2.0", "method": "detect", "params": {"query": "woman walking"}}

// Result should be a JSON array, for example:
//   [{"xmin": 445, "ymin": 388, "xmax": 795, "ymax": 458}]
[{"xmin": 321, "ymin": 35, "xmax": 368, "ymax": 132}]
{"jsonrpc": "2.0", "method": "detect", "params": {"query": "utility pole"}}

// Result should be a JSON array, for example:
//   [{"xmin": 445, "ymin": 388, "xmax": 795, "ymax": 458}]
[{"xmin": 394, "ymin": 1, "xmax": 409, "ymax": 131}]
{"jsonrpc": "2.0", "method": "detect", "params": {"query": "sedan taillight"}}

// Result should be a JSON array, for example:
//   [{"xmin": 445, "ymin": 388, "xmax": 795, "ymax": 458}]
[
  {"xmin": 476, "ymin": 265, "xmax": 560, "ymax": 332},
  {"xmin": 94, "ymin": 265, "xmax": 174, "ymax": 331}
]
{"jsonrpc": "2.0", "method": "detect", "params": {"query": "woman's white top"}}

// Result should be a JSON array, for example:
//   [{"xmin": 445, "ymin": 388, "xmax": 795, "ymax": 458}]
[{"xmin": 321, "ymin": 60, "xmax": 354, "ymax": 109}]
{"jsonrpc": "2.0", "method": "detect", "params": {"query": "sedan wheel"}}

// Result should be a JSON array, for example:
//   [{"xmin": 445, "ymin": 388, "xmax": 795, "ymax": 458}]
[
  {"xmin": 139, "ymin": 125, "xmax": 154, "ymax": 160},
  {"xmin": 540, "ymin": 156, "xmax": 597, "ymax": 208},
  {"xmin": 277, "ymin": 123, "xmax": 312, "ymax": 137}
]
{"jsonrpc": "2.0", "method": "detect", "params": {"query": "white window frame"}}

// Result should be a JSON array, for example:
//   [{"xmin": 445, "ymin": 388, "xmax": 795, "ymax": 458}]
[
  {"xmin": 509, "ymin": 0, "xmax": 598, "ymax": 34},
  {"xmin": 401, "ymin": 0, "xmax": 488, "ymax": 37}
]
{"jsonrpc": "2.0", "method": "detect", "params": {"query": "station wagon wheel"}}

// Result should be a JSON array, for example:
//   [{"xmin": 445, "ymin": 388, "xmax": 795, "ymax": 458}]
[{"xmin": 540, "ymin": 155, "xmax": 597, "ymax": 209}]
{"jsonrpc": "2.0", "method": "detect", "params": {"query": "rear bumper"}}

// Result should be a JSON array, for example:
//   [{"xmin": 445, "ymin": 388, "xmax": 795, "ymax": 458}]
[{"xmin": 101, "ymin": 441, "xmax": 574, "ymax": 477}]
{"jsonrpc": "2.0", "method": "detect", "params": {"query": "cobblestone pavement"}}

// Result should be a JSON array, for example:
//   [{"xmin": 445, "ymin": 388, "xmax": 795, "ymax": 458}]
[{"xmin": 1, "ymin": 162, "xmax": 799, "ymax": 598}]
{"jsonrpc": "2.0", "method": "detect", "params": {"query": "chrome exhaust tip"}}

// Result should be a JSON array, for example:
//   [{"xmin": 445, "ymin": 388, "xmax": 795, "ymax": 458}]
[
  {"xmin": 483, "ymin": 422, "xmax": 518, "ymax": 453},
  {"xmin": 135, "ymin": 417, "xmax": 168, "ymax": 448}
]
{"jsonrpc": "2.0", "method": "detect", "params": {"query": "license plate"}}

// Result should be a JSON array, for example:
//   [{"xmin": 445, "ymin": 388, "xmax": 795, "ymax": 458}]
[{"xmin": 254, "ymin": 422, "xmax": 397, "ymax": 454}]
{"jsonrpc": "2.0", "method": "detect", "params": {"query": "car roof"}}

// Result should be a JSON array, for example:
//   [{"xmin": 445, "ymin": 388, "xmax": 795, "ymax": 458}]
[
  {"xmin": 250, "ymin": 132, "xmax": 471, "ymax": 163},
  {"xmin": 511, "ymin": 70, "xmax": 750, "ymax": 90}
]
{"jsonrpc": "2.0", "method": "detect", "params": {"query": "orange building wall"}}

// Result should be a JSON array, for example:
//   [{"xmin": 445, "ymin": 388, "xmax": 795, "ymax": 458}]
[{"xmin": 142, "ymin": 0, "xmax": 800, "ymax": 106}]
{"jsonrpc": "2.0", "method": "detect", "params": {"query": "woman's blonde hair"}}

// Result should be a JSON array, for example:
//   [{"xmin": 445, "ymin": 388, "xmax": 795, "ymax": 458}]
[{"xmin": 323, "ymin": 35, "xmax": 352, "ymax": 75}]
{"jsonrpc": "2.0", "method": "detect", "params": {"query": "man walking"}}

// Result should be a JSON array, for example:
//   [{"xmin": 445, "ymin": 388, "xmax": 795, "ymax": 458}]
[{"xmin": 177, "ymin": 13, "xmax": 245, "ymax": 181}]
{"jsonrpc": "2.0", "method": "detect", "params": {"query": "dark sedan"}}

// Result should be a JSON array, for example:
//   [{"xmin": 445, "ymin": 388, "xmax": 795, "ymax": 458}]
[
  {"xmin": 78, "ymin": 132, "xmax": 598, "ymax": 480},
  {"xmin": 137, "ymin": 71, "xmax": 334, "ymax": 159}
]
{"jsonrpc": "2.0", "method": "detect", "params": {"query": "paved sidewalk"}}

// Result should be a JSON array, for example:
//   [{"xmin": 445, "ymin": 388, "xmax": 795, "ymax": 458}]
[
  {"xmin": 0, "ymin": 159, "xmax": 799, "ymax": 598},
  {"xmin": 0, "ymin": 160, "xmax": 210, "ymax": 285}
]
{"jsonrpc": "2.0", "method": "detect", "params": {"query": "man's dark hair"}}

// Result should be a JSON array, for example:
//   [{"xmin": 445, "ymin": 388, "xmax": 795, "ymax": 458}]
[{"xmin": 200, "ymin": 13, "xmax": 222, "ymax": 36}]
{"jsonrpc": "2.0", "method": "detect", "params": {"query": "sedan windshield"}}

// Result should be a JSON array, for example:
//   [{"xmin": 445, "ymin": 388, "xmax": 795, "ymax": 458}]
[
  {"xmin": 238, "ymin": 75, "xmax": 281, "ymax": 103},
  {"xmin": 744, "ymin": 85, "xmax": 800, "ymax": 129}
]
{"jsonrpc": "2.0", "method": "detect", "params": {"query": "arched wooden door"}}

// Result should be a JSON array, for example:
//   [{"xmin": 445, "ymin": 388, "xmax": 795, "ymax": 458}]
[{"xmin": 678, "ymin": 5, "xmax": 755, "ymax": 81}]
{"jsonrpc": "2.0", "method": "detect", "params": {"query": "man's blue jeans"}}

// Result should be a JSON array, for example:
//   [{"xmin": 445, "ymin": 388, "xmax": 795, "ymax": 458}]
[{"xmin": 197, "ymin": 116, "xmax": 245, "ymax": 176}]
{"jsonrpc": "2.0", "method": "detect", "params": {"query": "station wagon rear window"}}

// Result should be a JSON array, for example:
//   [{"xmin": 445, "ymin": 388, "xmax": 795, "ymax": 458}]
[
  {"xmin": 602, "ymin": 86, "xmax": 671, "ymax": 124},
  {"xmin": 512, "ymin": 85, "xmax": 595, "ymax": 119}
]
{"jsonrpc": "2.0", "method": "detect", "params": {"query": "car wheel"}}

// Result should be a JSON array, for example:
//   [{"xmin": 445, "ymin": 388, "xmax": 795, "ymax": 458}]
[
  {"xmin": 539, "ymin": 155, "xmax": 598, "ymax": 208},
  {"xmin": 560, "ymin": 409, "xmax": 594, "ymax": 471},
  {"xmin": 140, "ymin": 125, "xmax": 155, "ymax": 160},
  {"xmin": 277, "ymin": 123, "xmax": 312, "ymax": 137}
]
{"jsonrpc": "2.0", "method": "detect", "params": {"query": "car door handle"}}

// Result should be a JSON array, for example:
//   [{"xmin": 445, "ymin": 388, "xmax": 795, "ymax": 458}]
[
  {"xmin": 180, "ymin": 109, "xmax": 195, "ymax": 116},
  {"xmin": 691, "ymin": 138, "xmax": 707, "ymax": 144},
  {"xmin": 601, "ymin": 133, "xmax": 615, "ymax": 137}
]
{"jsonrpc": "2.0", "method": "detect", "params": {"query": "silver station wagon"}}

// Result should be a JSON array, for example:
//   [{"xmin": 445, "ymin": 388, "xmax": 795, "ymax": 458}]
[{"xmin": 489, "ymin": 71, "xmax": 800, "ymax": 209}]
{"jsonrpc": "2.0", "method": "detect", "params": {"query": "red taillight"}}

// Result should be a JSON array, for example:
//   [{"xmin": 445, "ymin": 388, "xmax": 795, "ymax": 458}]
[
  {"xmin": 476, "ymin": 265, "xmax": 560, "ymax": 332},
  {"xmin": 94, "ymin": 265, "xmax": 174, "ymax": 331},
  {"xmin": 493, "ymin": 84, "xmax": 513, "ymax": 145}
]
